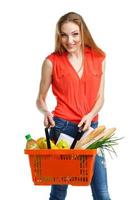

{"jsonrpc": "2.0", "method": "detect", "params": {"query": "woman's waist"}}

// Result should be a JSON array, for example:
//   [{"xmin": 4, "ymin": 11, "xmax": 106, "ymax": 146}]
[
  {"xmin": 53, "ymin": 103, "xmax": 98, "ymax": 123},
  {"xmin": 53, "ymin": 114, "xmax": 98, "ymax": 126}
]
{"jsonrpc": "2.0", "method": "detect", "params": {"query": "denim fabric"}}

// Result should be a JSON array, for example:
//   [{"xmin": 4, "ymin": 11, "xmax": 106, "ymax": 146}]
[{"xmin": 49, "ymin": 117, "xmax": 111, "ymax": 200}]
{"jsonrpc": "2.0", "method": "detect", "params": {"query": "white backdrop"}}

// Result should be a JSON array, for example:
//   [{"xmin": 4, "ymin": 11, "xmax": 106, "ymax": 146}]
[{"xmin": 0, "ymin": 0, "xmax": 139, "ymax": 199}]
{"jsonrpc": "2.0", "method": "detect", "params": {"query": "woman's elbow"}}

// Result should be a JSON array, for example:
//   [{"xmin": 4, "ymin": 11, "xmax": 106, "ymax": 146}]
[
  {"xmin": 36, "ymin": 98, "xmax": 40, "ymax": 109},
  {"xmin": 36, "ymin": 96, "xmax": 43, "ymax": 109}
]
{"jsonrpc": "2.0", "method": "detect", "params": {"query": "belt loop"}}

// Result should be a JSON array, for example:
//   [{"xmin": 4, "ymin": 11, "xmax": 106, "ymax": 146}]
[{"xmin": 64, "ymin": 120, "xmax": 69, "ymax": 130}]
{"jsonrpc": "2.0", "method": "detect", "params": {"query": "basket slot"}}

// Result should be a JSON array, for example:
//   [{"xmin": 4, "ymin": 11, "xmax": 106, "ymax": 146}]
[
  {"xmin": 29, "ymin": 155, "xmax": 42, "ymax": 184},
  {"xmin": 80, "ymin": 156, "xmax": 88, "ymax": 176}
]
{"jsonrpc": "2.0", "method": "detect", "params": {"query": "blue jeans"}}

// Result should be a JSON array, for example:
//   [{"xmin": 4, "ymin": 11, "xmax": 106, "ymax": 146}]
[{"xmin": 49, "ymin": 117, "xmax": 111, "ymax": 200}]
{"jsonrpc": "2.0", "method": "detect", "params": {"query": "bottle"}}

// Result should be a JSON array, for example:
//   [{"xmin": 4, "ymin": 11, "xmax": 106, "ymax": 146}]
[{"xmin": 25, "ymin": 134, "xmax": 39, "ymax": 149}]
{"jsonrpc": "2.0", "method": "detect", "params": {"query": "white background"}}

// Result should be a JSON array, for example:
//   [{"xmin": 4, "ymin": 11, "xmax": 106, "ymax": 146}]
[{"xmin": 0, "ymin": 0, "xmax": 139, "ymax": 199}]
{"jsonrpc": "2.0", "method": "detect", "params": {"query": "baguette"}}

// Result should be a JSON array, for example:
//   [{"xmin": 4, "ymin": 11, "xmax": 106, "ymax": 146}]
[
  {"xmin": 79, "ymin": 130, "xmax": 110, "ymax": 149},
  {"xmin": 75, "ymin": 125, "xmax": 106, "ymax": 149},
  {"xmin": 101, "ymin": 127, "xmax": 116, "ymax": 140},
  {"xmin": 82, "ymin": 127, "xmax": 116, "ymax": 149}
]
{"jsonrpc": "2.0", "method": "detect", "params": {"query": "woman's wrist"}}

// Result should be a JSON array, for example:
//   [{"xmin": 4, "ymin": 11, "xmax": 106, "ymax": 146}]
[
  {"xmin": 38, "ymin": 106, "xmax": 49, "ymax": 114},
  {"xmin": 36, "ymin": 98, "xmax": 49, "ymax": 114},
  {"xmin": 88, "ymin": 112, "xmax": 95, "ymax": 120}
]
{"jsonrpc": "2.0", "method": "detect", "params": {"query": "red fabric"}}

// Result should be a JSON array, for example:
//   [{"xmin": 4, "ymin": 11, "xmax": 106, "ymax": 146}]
[{"xmin": 47, "ymin": 47, "xmax": 105, "ymax": 123}]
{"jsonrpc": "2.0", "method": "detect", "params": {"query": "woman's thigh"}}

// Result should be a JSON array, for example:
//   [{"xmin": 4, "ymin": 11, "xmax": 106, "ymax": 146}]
[
  {"xmin": 90, "ymin": 155, "xmax": 111, "ymax": 200},
  {"xmin": 90, "ymin": 122, "xmax": 111, "ymax": 199}
]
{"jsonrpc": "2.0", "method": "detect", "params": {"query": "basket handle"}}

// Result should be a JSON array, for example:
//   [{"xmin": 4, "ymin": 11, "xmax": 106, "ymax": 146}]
[
  {"xmin": 45, "ymin": 127, "xmax": 51, "ymax": 149},
  {"xmin": 45, "ymin": 124, "xmax": 85, "ymax": 149},
  {"xmin": 70, "ymin": 129, "xmax": 84, "ymax": 149}
]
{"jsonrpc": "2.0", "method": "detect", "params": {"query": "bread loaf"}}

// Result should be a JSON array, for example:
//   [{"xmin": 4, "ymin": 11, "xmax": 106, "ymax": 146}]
[
  {"xmin": 101, "ymin": 128, "xmax": 116, "ymax": 139},
  {"xmin": 75, "ymin": 125, "xmax": 106, "ymax": 149}
]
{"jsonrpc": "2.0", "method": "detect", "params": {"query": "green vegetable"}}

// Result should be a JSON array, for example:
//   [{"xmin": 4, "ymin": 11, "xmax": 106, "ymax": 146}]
[{"xmin": 87, "ymin": 133, "xmax": 124, "ymax": 157}]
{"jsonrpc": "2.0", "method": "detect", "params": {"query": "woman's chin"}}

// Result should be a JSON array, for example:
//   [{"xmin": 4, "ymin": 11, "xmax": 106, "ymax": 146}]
[{"xmin": 66, "ymin": 47, "xmax": 77, "ymax": 53}]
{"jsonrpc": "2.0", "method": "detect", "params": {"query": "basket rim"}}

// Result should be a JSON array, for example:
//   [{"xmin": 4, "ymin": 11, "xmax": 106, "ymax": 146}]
[{"xmin": 24, "ymin": 149, "xmax": 97, "ymax": 155}]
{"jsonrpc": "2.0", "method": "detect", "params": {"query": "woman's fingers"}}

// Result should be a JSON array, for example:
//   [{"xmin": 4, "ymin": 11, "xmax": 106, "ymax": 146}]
[
  {"xmin": 82, "ymin": 123, "xmax": 90, "ymax": 131},
  {"xmin": 43, "ymin": 111, "xmax": 55, "ymax": 127},
  {"xmin": 44, "ymin": 112, "xmax": 55, "ymax": 127},
  {"xmin": 44, "ymin": 117, "xmax": 49, "ymax": 127},
  {"xmin": 48, "ymin": 115, "xmax": 55, "ymax": 127},
  {"xmin": 78, "ymin": 114, "xmax": 92, "ymax": 131},
  {"xmin": 78, "ymin": 118, "xmax": 91, "ymax": 132},
  {"xmin": 78, "ymin": 118, "xmax": 85, "ymax": 128}
]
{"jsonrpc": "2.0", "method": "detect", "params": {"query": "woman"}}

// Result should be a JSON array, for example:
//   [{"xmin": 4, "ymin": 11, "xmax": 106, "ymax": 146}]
[{"xmin": 36, "ymin": 12, "xmax": 111, "ymax": 200}]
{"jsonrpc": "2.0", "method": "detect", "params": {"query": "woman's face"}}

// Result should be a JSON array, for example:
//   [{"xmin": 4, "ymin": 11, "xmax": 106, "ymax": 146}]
[{"xmin": 60, "ymin": 22, "xmax": 81, "ymax": 53}]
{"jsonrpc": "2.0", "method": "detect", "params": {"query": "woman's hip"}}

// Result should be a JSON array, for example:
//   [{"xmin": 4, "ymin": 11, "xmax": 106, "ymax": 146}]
[{"xmin": 49, "ymin": 116, "xmax": 98, "ymax": 142}]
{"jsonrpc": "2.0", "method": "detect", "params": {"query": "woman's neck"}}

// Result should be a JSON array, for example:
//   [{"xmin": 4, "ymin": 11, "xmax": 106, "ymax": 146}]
[{"xmin": 68, "ymin": 48, "xmax": 82, "ymax": 59}]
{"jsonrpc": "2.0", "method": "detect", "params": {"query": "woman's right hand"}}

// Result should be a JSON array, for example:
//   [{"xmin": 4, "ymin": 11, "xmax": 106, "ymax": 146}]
[{"xmin": 44, "ymin": 111, "xmax": 55, "ymax": 128}]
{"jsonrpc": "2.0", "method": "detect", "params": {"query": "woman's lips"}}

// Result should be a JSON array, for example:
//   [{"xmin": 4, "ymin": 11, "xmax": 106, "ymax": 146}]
[{"xmin": 66, "ymin": 44, "xmax": 75, "ymax": 49}]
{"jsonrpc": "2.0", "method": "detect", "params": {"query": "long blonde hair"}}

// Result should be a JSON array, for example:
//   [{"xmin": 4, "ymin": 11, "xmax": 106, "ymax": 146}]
[{"xmin": 55, "ymin": 12, "xmax": 104, "ymax": 56}]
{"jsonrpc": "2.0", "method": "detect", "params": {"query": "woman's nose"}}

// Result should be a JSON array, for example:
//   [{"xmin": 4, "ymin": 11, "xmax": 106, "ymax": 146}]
[{"xmin": 67, "ymin": 35, "xmax": 73, "ymax": 43}]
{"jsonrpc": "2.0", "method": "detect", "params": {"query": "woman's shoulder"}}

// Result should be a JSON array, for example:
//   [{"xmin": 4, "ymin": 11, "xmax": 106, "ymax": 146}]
[
  {"xmin": 92, "ymin": 48, "xmax": 106, "ymax": 61},
  {"xmin": 85, "ymin": 46, "xmax": 105, "ymax": 56},
  {"xmin": 85, "ymin": 47, "xmax": 106, "ymax": 64},
  {"xmin": 46, "ymin": 51, "xmax": 58, "ymax": 61},
  {"xmin": 46, "ymin": 51, "xmax": 64, "ymax": 63}
]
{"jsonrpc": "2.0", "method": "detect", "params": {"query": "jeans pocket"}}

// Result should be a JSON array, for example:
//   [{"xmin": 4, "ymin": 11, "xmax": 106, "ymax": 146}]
[{"xmin": 54, "ymin": 117, "xmax": 65, "ymax": 130}]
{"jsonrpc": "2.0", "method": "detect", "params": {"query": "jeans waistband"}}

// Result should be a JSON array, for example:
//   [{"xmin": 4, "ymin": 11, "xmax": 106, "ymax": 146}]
[
  {"xmin": 53, "ymin": 116, "xmax": 98, "ymax": 127},
  {"xmin": 53, "ymin": 116, "xmax": 78, "ymax": 126}
]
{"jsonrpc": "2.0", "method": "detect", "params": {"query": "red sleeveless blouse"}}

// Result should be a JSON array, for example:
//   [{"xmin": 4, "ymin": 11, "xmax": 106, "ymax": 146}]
[{"xmin": 47, "ymin": 47, "xmax": 105, "ymax": 123}]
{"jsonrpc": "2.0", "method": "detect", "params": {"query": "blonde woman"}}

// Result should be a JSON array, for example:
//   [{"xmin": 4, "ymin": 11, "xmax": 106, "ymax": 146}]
[{"xmin": 37, "ymin": 12, "xmax": 111, "ymax": 200}]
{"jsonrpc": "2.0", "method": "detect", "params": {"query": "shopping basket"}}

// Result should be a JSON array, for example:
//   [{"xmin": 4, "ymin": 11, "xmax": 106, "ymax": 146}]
[{"xmin": 24, "ymin": 128, "xmax": 97, "ymax": 186}]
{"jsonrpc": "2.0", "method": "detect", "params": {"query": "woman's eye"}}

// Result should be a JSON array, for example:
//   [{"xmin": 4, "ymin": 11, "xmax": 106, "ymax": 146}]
[
  {"xmin": 61, "ymin": 33, "xmax": 67, "ymax": 37},
  {"xmin": 73, "ymin": 33, "xmax": 79, "ymax": 36}
]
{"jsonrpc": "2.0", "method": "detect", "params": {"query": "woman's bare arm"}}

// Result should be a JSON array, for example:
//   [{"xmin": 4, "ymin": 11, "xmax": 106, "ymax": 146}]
[
  {"xmin": 88, "ymin": 59, "xmax": 106, "ymax": 117},
  {"xmin": 36, "ymin": 58, "xmax": 55, "ymax": 127}
]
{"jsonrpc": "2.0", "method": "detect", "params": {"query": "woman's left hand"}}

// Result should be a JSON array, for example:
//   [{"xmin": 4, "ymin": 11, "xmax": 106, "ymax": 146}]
[{"xmin": 78, "ymin": 113, "xmax": 93, "ymax": 132}]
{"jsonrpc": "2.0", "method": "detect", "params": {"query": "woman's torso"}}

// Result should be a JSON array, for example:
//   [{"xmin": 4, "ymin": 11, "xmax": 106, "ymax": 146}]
[{"xmin": 47, "ymin": 47, "xmax": 105, "ymax": 123}]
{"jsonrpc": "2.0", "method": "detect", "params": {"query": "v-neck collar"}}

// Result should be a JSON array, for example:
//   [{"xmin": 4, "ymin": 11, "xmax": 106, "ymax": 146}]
[{"xmin": 64, "ymin": 53, "xmax": 85, "ymax": 80}]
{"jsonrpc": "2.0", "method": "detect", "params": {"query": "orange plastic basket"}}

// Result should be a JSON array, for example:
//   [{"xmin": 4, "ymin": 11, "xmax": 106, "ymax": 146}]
[{"xmin": 25, "ymin": 149, "xmax": 96, "ymax": 186}]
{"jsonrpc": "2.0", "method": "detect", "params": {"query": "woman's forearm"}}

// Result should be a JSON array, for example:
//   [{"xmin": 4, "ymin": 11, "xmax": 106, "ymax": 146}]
[
  {"xmin": 89, "ymin": 96, "xmax": 104, "ymax": 119},
  {"xmin": 36, "ymin": 96, "xmax": 49, "ymax": 114}
]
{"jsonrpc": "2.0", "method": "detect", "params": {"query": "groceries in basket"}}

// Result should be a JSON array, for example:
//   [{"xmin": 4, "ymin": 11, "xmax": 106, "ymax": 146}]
[
  {"xmin": 25, "ymin": 133, "xmax": 74, "ymax": 150},
  {"xmin": 25, "ymin": 134, "xmax": 39, "ymax": 149},
  {"xmin": 74, "ymin": 125, "xmax": 123, "ymax": 156},
  {"xmin": 36, "ymin": 137, "xmax": 58, "ymax": 149},
  {"xmin": 56, "ymin": 133, "xmax": 74, "ymax": 149},
  {"xmin": 25, "ymin": 134, "xmax": 58, "ymax": 150},
  {"xmin": 25, "ymin": 125, "xmax": 122, "ymax": 153}
]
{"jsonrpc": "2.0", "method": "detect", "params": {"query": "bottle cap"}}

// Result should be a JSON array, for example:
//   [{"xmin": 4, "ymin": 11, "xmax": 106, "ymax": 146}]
[{"xmin": 25, "ymin": 134, "xmax": 31, "ymax": 140}]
